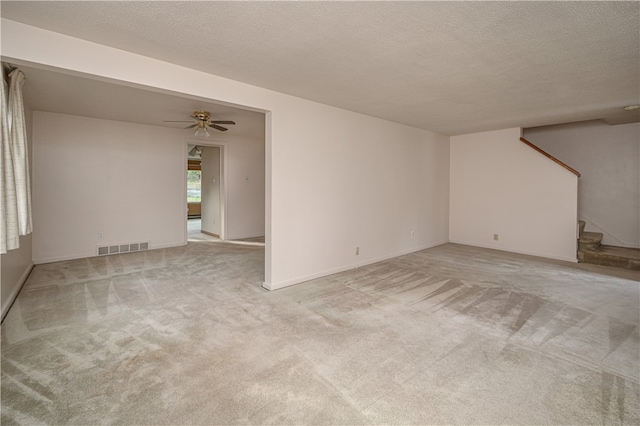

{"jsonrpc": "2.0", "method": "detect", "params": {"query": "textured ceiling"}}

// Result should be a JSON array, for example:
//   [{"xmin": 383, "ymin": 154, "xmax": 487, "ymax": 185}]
[
  {"xmin": 2, "ymin": 1, "xmax": 639, "ymax": 135},
  {"xmin": 16, "ymin": 65, "xmax": 266, "ymax": 139}
]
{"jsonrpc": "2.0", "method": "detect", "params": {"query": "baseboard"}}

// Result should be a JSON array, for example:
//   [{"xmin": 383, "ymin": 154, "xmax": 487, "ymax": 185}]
[
  {"xmin": 262, "ymin": 240, "xmax": 448, "ymax": 291},
  {"xmin": 33, "ymin": 241, "xmax": 188, "ymax": 265},
  {"xmin": 226, "ymin": 233, "xmax": 265, "ymax": 241},
  {"xmin": 201, "ymin": 230, "xmax": 220, "ymax": 238},
  {"xmin": 448, "ymin": 239, "xmax": 578, "ymax": 263},
  {"xmin": 1, "ymin": 262, "xmax": 34, "ymax": 323}
]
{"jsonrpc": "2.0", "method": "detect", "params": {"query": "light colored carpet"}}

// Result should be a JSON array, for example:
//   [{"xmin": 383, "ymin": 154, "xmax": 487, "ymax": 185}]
[
  {"xmin": 187, "ymin": 218, "xmax": 265, "ymax": 244},
  {"xmin": 1, "ymin": 242, "xmax": 638, "ymax": 425},
  {"xmin": 187, "ymin": 218, "xmax": 221, "ymax": 242}
]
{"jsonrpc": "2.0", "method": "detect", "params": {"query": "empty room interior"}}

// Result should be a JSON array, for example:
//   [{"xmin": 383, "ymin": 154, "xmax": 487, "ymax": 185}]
[{"xmin": 1, "ymin": 2, "xmax": 639, "ymax": 425}]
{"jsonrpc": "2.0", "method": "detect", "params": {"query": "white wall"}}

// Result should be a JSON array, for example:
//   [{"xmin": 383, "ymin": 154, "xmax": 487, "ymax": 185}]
[
  {"xmin": 200, "ymin": 134, "xmax": 266, "ymax": 240},
  {"xmin": 201, "ymin": 146, "xmax": 221, "ymax": 237},
  {"xmin": 450, "ymin": 128, "xmax": 578, "ymax": 262},
  {"xmin": 0, "ymin": 236, "xmax": 32, "ymax": 318},
  {"xmin": 2, "ymin": 19, "xmax": 451, "ymax": 289},
  {"xmin": 1, "ymin": 102, "xmax": 34, "ymax": 319},
  {"xmin": 268, "ymin": 109, "xmax": 450, "ymax": 288},
  {"xmin": 524, "ymin": 121, "xmax": 640, "ymax": 248},
  {"xmin": 32, "ymin": 112, "xmax": 186, "ymax": 263}
]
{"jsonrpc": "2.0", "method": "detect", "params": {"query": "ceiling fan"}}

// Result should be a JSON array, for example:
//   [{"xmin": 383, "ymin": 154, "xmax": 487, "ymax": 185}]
[{"xmin": 164, "ymin": 110, "xmax": 235, "ymax": 137}]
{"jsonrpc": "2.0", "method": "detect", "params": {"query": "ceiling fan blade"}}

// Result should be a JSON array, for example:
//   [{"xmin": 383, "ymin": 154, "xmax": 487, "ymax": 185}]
[
  {"xmin": 185, "ymin": 123, "xmax": 199, "ymax": 129},
  {"xmin": 163, "ymin": 120, "xmax": 195, "ymax": 123},
  {"xmin": 210, "ymin": 120, "xmax": 236, "ymax": 125},
  {"xmin": 208, "ymin": 124, "xmax": 228, "ymax": 132}
]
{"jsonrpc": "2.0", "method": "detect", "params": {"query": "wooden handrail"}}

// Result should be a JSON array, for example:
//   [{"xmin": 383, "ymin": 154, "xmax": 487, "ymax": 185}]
[{"xmin": 519, "ymin": 137, "xmax": 581, "ymax": 177}]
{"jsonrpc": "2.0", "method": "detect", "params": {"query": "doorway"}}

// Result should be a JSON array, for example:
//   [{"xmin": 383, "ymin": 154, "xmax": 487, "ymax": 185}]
[
  {"xmin": 180, "ymin": 112, "xmax": 266, "ymax": 285},
  {"xmin": 200, "ymin": 145, "xmax": 222, "ymax": 238},
  {"xmin": 187, "ymin": 143, "xmax": 224, "ymax": 241}
]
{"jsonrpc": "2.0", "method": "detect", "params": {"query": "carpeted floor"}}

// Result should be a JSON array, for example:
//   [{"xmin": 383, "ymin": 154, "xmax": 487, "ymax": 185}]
[{"xmin": 1, "ymin": 242, "xmax": 638, "ymax": 425}]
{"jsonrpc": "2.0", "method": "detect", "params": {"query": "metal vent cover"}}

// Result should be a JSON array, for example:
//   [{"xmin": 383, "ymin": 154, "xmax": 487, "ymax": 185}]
[{"xmin": 97, "ymin": 242, "xmax": 149, "ymax": 256}]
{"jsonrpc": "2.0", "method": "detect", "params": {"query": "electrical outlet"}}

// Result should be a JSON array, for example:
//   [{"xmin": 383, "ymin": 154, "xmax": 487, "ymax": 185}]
[
  {"xmin": 98, "ymin": 232, "xmax": 104, "ymax": 239},
  {"xmin": 411, "ymin": 230, "xmax": 415, "ymax": 237},
  {"xmin": 356, "ymin": 247, "xmax": 360, "ymax": 255},
  {"xmin": 493, "ymin": 234, "xmax": 499, "ymax": 241}
]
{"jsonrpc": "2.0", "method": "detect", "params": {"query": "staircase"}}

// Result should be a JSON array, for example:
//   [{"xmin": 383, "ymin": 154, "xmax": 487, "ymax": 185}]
[{"xmin": 578, "ymin": 220, "xmax": 640, "ymax": 271}]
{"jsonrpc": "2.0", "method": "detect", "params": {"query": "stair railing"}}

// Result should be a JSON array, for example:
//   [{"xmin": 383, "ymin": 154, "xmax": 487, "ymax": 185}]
[{"xmin": 520, "ymin": 138, "xmax": 581, "ymax": 177}]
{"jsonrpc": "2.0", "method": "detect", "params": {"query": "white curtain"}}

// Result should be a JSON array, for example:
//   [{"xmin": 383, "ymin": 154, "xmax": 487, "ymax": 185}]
[
  {"xmin": 9, "ymin": 69, "xmax": 32, "ymax": 237},
  {"xmin": 1, "ymin": 66, "xmax": 32, "ymax": 254}
]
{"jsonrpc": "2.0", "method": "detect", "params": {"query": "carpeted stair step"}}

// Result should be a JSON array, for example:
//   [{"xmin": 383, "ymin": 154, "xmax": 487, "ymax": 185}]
[
  {"xmin": 578, "ymin": 220, "xmax": 586, "ymax": 237},
  {"xmin": 578, "ymin": 245, "xmax": 640, "ymax": 271},
  {"xmin": 578, "ymin": 231, "xmax": 603, "ymax": 251}
]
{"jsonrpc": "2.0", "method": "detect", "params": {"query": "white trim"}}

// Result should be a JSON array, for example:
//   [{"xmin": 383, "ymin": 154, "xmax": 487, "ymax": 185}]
[
  {"xmin": 448, "ymin": 239, "xmax": 578, "ymax": 263},
  {"xmin": 263, "ymin": 238, "xmax": 579, "ymax": 291},
  {"xmin": 262, "ymin": 240, "xmax": 449, "ymax": 291},
  {"xmin": 264, "ymin": 112, "xmax": 272, "ymax": 286},
  {"xmin": 1, "ymin": 262, "xmax": 33, "ymax": 322},
  {"xmin": 182, "ymin": 142, "xmax": 189, "ymax": 245},
  {"xmin": 185, "ymin": 139, "xmax": 228, "ymax": 240}
]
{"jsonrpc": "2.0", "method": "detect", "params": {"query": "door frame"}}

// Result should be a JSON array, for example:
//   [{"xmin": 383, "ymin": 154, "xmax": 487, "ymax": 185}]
[{"xmin": 184, "ymin": 139, "xmax": 228, "ymax": 240}]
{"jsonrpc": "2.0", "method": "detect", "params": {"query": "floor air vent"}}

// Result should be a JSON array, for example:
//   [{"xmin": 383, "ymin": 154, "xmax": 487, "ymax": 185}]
[{"xmin": 97, "ymin": 242, "xmax": 149, "ymax": 256}]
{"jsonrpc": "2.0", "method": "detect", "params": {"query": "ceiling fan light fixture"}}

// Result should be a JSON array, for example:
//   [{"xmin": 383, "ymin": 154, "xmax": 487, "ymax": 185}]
[
  {"xmin": 164, "ymin": 110, "xmax": 235, "ymax": 135},
  {"xmin": 194, "ymin": 125, "xmax": 210, "ymax": 138}
]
